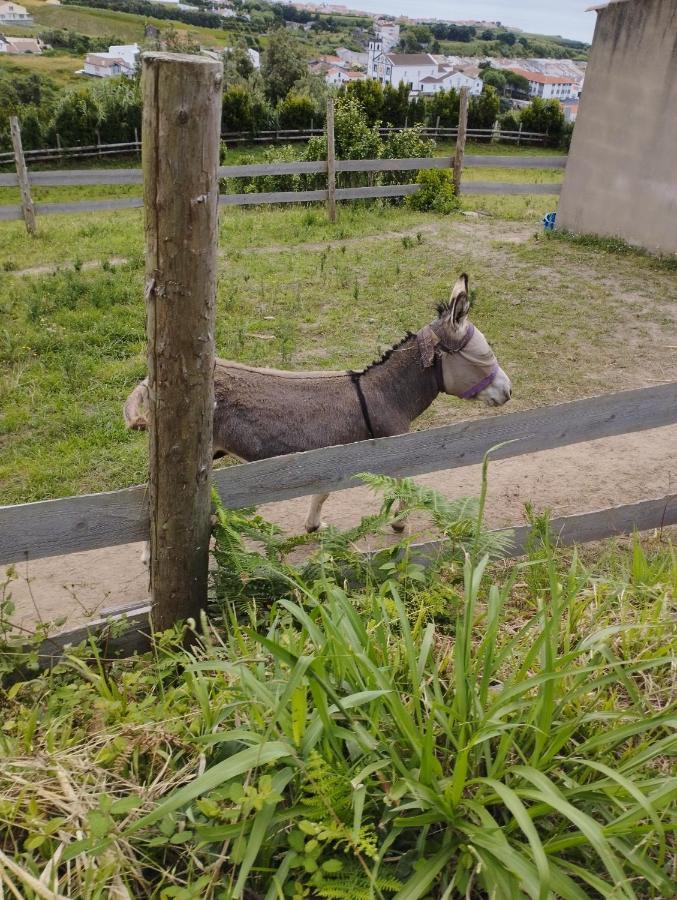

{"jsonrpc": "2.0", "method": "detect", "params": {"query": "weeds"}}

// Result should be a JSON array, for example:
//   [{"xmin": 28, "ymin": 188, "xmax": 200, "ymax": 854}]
[{"xmin": 0, "ymin": 472, "xmax": 674, "ymax": 898}]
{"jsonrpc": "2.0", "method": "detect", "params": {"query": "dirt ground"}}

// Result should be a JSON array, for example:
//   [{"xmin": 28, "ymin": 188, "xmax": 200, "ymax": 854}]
[{"xmin": 8, "ymin": 425, "xmax": 676, "ymax": 634}]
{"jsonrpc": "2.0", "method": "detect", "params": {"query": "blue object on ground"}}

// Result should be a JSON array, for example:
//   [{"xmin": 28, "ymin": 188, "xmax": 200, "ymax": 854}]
[{"xmin": 543, "ymin": 212, "xmax": 557, "ymax": 231}]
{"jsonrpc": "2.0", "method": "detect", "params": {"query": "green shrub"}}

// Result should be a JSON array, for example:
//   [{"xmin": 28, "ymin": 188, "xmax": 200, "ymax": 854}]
[{"xmin": 407, "ymin": 168, "xmax": 459, "ymax": 214}]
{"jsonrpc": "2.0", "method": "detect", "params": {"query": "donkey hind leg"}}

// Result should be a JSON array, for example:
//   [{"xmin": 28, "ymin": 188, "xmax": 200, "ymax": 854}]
[
  {"xmin": 391, "ymin": 480, "xmax": 408, "ymax": 533},
  {"xmin": 305, "ymin": 493, "xmax": 330, "ymax": 533}
]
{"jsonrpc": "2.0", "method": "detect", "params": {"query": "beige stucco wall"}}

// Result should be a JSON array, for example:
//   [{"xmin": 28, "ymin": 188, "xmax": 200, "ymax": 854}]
[{"xmin": 557, "ymin": 0, "xmax": 677, "ymax": 255}]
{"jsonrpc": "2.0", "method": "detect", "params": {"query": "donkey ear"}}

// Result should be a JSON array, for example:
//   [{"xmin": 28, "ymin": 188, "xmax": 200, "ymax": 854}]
[
  {"xmin": 450, "ymin": 291, "xmax": 470, "ymax": 326},
  {"xmin": 450, "ymin": 273, "xmax": 469, "ymax": 301}
]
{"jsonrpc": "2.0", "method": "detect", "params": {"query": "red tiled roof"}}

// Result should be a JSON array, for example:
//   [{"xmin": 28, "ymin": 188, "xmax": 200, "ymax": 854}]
[{"xmin": 509, "ymin": 67, "xmax": 576, "ymax": 85}]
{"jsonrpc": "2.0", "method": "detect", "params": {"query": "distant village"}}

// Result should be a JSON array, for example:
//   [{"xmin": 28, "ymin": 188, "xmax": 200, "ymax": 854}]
[{"xmin": 0, "ymin": 0, "xmax": 584, "ymax": 122}]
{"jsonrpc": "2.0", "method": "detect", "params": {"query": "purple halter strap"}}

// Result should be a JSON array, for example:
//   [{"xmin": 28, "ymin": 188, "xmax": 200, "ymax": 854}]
[{"xmin": 434, "ymin": 323, "xmax": 500, "ymax": 398}]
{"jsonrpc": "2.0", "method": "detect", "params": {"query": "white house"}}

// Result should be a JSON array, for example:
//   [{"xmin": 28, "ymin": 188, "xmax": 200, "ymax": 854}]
[
  {"xmin": 0, "ymin": 2, "xmax": 32, "ymax": 25},
  {"xmin": 419, "ymin": 68, "xmax": 483, "ymax": 96},
  {"xmin": 80, "ymin": 43, "xmax": 139, "ymax": 78},
  {"xmin": 508, "ymin": 68, "xmax": 578, "ymax": 101},
  {"xmin": 325, "ymin": 66, "xmax": 366, "ymax": 86},
  {"xmin": 368, "ymin": 41, "xmax": 439, "ymax": 94}
]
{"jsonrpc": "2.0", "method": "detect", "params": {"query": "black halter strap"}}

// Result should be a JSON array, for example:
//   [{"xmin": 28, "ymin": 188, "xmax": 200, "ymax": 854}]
[
  {"xmin": 350, "ymin": 371, "xmax": 376, "ymax": 439},
  {"xmin": 432, "ymin": 324, "xmax": 476, "ymax": 393}
]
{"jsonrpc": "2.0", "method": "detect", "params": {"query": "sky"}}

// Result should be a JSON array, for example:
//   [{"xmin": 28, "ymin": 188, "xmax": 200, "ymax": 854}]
[{"xmin": 320, "ymin": 1, "xmax": 597, "ymax": 43}]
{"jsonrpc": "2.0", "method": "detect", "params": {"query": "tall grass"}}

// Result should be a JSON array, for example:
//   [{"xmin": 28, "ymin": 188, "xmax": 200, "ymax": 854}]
[{"xmin": 0, "ymin": 477, "xmax": 675, "ymax": 897}]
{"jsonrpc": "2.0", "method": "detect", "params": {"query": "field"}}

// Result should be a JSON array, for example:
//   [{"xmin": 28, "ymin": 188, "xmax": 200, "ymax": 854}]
[
  {"xmin": 0, "ymin": 51, "xmax": 84, "ymax": 87},
  {"xmin": 20, "ymin": 0, "xmax": 235, "ymax": 47},
  {"xmin": 1, "ymin": 177, "xmax": 676, "ymax": 506}
]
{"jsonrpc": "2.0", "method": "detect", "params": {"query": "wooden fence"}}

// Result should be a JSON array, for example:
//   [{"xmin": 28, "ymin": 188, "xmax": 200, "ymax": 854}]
[
  {"xmin": 0, "ymin": 124, "xmax": 549, "ymax": 167},
  {"xmin": 3, "ymin": 382, "xmax": 676, "ymax": 662},
  {"xmin": 0, "ymin": 153, "xmax": 565, "ymax": 225}
]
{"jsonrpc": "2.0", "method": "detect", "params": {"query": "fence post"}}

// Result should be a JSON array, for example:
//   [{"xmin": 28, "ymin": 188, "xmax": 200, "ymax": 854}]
[
  {"xmin": 453, "ymin": 87, "xmax": 469, "ymax": 197},
  {"xmin": 435, "ymin": 114, "xmax": 440, "ymax": 137},
  {"xmin": 326, "ymin": 98, "xmax": 336, "ymax": 224},
  {"xmin": 95, "ymin": 127, "xmax": 102, "ymax": 157},
  {"xmin": 142, "ymin": 52, "xmax": 223, "ymax": 632},
  {"xmin": 56, "ymin": 132, "xmax": 63, "ymax": 161},
  {"xmin": 517, "ymin": 121, "xmax": 522, "ymax": 146},
  {"xmin": 134, "ymin": 126, "xmax": 140, "ymax": 158},
  {"xmin": 10, "ymin": 116, "xmax": 36, "ymax": 236}
]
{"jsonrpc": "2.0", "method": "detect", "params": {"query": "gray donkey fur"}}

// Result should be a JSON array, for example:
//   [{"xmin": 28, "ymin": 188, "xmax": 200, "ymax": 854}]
[{"xmin": 124, "ymin": 274, "xmax": 512, "ymax": 532}]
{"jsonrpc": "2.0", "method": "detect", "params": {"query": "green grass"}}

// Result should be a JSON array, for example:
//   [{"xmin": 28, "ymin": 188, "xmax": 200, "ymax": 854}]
[
  {"xmin": 1, "ymin": 197, "xmax": 676, "ymax": 504},
  {"xmin": 25, "ymin": 0, "xmax": 233, "ymax": 46},
  {"xmin": 0, "ymin": 486, "xmax": 673, "ymax": 897},
  {"xmin": 0, "ymin": 52, "xmax": 83, "ymax": 87}
]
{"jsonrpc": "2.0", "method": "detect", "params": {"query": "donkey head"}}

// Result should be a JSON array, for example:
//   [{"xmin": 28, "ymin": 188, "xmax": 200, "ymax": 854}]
[{"xmin": 418, "ymin": 274, "xmax": 512, "ymax": 407}]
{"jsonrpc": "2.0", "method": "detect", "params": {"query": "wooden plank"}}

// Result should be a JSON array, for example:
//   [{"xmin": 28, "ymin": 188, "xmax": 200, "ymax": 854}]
[
  {"xmin": 208, "ymin": 383, "xmax": 677, "ymax": 509},
  {"xmin": 32, "ymin": 197, "xmax": 144, "ymax": 216},
  {"xmin": 219, "ymin": 160, "xmax": 326, "ymax": 177},
  {"xmin": 336, "ymin": 156, "xmax": 452, "ymax": 173},
  {"xmin": 0, "ymin": 486, "xmax": 148, "ymax": 565},
  {"xmin": 409, "ymin": 494, "xmax": 677, "ymax": 564},
  {"xmin": 1, "ymin": 383, "xmax": 675, "ymax": 565},
  {"xmin": 461, "ymin": 182, "xmax": 562, "ymax": 195},
  {"xmin": 335, "ymin": 184, "xmax": 420, "ymax": 200},
  {"xmin": 142, "ymin": 51, "xmax": 222, "ymax": 630},
  {"xmin": 0, "ymin": 204, "xmax": 23, "ymax": 222},
  {"xmin": 464, "ymin": 155, "xmax": 567, "ymax": 169},
  {"xmin": 0, "ymin": 155, "xmax": 566, "ymax": 190},
  {"xmin": 219, "ymin": 189, "xmax": 327, "ymax": 206},
  {"xmin": 32, "ymin": 493, "xmax": 677, "ymax": 669},
  {"xmin": 326, "ymin": 98, "xmax": 336, "ymax": 223},
  {"xmin": 10, "ymin": 116, "xmax": 36, "ymax": 235},
  {"xmin": 0, "ymin": 168, "xmax": 143, "ymax": 187}
]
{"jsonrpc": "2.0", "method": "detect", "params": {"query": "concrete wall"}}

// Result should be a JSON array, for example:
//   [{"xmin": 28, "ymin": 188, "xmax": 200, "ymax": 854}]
[{"xmin": 556, "ymin": 0, "xmax": 677, "ymax": 255}]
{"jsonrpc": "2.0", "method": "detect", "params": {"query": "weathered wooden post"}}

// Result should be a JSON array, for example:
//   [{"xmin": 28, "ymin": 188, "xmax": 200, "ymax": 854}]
[
  {"xmin": 326, "ymin": 98, "xmax": 337, "ymax": 224},
  {"xmin": 453, "ymin": 87, "xmax": 469, "ymax": 197},
  {"xmin": 142, "ymin": 52, "xmax": 223, "ymax": 632},
  {"xmin": 10, "ymin": 116, "xmax": 36, "ymax": 236}
]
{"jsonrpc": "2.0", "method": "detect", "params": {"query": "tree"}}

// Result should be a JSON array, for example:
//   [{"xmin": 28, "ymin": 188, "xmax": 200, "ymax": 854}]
[
  {"xmin": 505, "ymin": 71, "xmax": 530, "ymax": 95},
  {"xmin": 46, "ymin": 87, "xmax": 100, "ymax": 145},
  {"xmin": 382, "ymin": 82, "xmax": 410, "ymax": 127},
  {"xmin": 468, "ymin": 84, "xmax": 500, "ymax": 129},
  {"xmin": 344, "ymin": 78, "xmax": 383, "ymax": 125},
  {"xmin": 261, "ymin": 29, "xmax": 307, "ymax": 103},
  {"xmin": 521, "ymin": 97, "xmax": 565, "ymax": 143},
  {"xmin": 224, "ymin": 45, "xmax": 254, "ymax": 84},
  {"xmin": 424, "ymin": 87, "xmax": 459, "ymax": 128},
  {"xmin": 482, "ymin": 68, "xmax": 507, "ymax": 92},
  {"xmin": 277, "ymin": 92, "xmax": 314, "ymax": 129}
]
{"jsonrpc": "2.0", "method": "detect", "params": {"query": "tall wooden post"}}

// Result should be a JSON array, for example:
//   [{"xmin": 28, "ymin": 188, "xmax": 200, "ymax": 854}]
[
  {"xmin": 10, "ymin": 117, "xmax": 36, "ymax": 236},
  {"xmin": 142, "ymin": 52, "xmax": 223, "ymax": 632},
  {"xmin": 453, "ymin": 87, "xmax": 469, "ymax": 198},
  {"xmin": 326, "ymin": 98, "xmax": 337, "ymax": 224}
]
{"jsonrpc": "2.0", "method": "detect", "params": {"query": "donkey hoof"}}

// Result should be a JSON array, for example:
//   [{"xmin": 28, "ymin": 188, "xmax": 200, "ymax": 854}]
[
  {"xmin": 305, "ymin": 521, "xmax": 328, "ymax": 534},
  {"xmin": 391, "ymin": 520, "xmax": 407, "ymax": 533}
]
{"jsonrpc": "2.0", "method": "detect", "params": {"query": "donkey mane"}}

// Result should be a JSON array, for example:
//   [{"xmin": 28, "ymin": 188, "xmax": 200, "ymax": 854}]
[{"xmin": 354, "ymin": 331, "xmax": 417, "ymax": 376}]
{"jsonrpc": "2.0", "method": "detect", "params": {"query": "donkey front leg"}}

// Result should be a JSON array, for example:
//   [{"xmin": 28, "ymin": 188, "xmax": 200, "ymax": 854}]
[{"xmin": 305, "ymin": 492, "xmax": 330, "ymax": 533}]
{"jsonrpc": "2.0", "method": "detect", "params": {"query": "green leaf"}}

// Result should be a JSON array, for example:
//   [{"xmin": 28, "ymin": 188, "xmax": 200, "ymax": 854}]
[{"xmin": 124, "ymin": 742, "xmax": 294, "ymax": 836}]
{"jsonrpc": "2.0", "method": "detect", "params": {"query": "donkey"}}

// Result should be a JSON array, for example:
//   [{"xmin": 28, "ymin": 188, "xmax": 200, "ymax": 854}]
[{"xmin": 124, "ymin": 274, "xmax": 512, "ymax": 533}]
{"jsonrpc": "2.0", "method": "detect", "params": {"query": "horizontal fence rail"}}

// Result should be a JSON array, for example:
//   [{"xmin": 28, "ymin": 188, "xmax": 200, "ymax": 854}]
[
  {"xmin": 0, "ymin": 154, "xmax": 566, "ymax": 188},
  {"xmin": 0, "ymin": 152, "xmax": 566, "ymax": 221},
  {"xmin": 0, "ymin": 126, "xmax": 552, "ymax": 166},
  {"xmin": 1, "ymin": 383, "xmax": 675, "ymax": 566},
  {"xmin": 31, "ymin": 491, "xmax": 677, "ymax": 665}
]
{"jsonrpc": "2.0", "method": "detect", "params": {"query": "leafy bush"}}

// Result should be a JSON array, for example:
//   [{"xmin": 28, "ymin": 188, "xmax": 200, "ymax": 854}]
[
  {"xmin": 0, "ymin": 475, "xmax": 674, "ymax": 898},
  {"xmin": 277, "ymin": 91, "xmax": 315, "ymax": 130},
  {"xmin": 407, "ymin": 168, "xmax": 459, "ymax": 214}
]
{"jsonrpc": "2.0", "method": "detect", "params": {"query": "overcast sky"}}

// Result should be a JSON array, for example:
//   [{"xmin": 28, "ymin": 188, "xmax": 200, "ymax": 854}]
[{"xmin": 322, "ymin": 1, "xmax": 597, "ymax": 43}]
